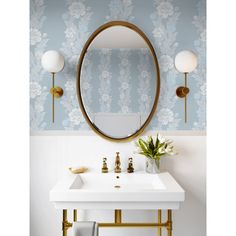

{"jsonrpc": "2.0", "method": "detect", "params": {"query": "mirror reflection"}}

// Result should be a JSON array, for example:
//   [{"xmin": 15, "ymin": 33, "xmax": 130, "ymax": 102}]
[{"xmin": 79, "ymin": 24, "xmax": 158, "ymax": 139}]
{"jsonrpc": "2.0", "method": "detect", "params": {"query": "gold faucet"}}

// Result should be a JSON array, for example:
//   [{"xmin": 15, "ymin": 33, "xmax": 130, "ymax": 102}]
[{"xmin": 114, "ymin": 152, "xmax": 121, "ymax": 173}]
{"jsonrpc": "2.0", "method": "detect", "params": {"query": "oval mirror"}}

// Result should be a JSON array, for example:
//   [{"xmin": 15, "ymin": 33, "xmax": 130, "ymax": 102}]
[{"xmin": 77, "ymin": 21, "xmax": 160, "ymax": 141}]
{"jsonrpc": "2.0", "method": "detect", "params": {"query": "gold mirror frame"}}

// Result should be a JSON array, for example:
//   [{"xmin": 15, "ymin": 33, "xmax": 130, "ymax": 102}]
[{"xmin": 77, "ymin": 21, "xmax": 160, "ymax": 142}]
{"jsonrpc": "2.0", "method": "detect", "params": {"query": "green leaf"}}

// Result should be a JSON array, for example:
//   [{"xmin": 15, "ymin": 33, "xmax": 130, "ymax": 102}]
[
  {"xmin": 148, "ymin": 136, "xmax": 155, "ymax": 154},
  {"xmin": 155, "ymin": 133, "xmax": 159, "ymax": 148},
  {"xmin": 138, "ymin": 139, "xmax": 148, "ymax": 152}
]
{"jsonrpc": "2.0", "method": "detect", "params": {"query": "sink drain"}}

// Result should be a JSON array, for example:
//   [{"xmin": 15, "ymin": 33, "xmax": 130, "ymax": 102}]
[{"xmin": 114, "ymin": 185, "xmax": 121, "ymax": 188}]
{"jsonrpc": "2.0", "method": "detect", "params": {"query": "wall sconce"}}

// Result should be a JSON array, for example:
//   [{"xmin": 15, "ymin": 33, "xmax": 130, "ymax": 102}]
[
  {"xmin": 41, "ymin": 50, "xmax": 65, "ymax": 123},
  {"xmin": 174, "ymin": 50, "xmax": 198, "ymax": 123}
]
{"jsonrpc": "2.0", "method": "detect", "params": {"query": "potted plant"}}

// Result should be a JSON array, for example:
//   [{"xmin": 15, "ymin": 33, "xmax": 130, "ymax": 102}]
[{"xmin": 135, "ymin": 133, "xmax": 177, "ymax": 173}]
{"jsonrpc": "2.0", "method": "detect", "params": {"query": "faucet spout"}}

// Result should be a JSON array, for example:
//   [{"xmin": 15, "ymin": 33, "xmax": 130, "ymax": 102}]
[{"xmin": 114, "ymin": 152, "xmax": 121, "ymax": 173}]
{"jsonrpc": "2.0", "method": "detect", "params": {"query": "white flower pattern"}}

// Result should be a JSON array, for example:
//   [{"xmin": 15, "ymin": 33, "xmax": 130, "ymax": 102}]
[
  {"xmin": 98, "ymin": 49, "xmax": 112, "ymax": 112},
  {"xmin": 101, "ymin": 70, "xmax": 110, "ymax": 79},
  {"xmin": 64, "ymin": 27, "xmax": 76, "ymax": 39},
  {"xmin": 69, "ymin": 2, "xmax": 86, "ymax": 18},
  {"xmin": 30, "ymin": 81, "xmax": 42, "ymax": 98},
  {"xmin": 65, "ymin": 80, "xmax": 75, "ymax": 91},
  {"xmin": 159, "ymin": 55, "xmax": 174, "ymax": 72},
  {"xmin": 150, "ymin": 0, "xmax": 181, "ymax": 129},
  {"xmin": 137, "ymin": 49, "xmax": 153, "ymax": 114},
  {"xmin": 192, "ymin": 0, "xmax": 206, "ymax": 130},
  {"xmin": 60, "ymin": 0, "xmax": 93, "ymax": 130},
  {"xmin": 158, "ymin": 108, "xmax": 174, "ymax": 125},
  {"xmin": 69, "ymin": 108, "xmax": 84, "ymax": 125},
  {"xmin": 30, "ymin": 0, "xmax": 49, "ymax": 130},
  {"xmin": 82, "ymin": 82, "xmax": 90, "ymax": 90},
  {"xmin": 118, "ymin": 49, "xmax": 132, "ymax": 113},
  {"xmin": 106, "ymin": 0, "xmax": 134, "ymax": 21},
  {"xmin": 152, "ymin": 27, "xmax": 165, "ymax": 41},
  {"xmin": 157, "ymin": 1, "xmax": 174, "ymax": 19},
  {"xmin": 30, "ymin": 28, "xmax": 42, "ymax": 45}
]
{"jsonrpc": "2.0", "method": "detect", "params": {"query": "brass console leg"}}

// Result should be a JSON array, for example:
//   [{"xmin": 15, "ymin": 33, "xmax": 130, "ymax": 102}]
[
  {"xmin": 62, "ymin": 210, "xmax": 72, "ymax": 236},
  {"xmin": 115, "ymin": 209, "xmax": 122, "ymax": 223},
  {"xmin": 62, "ymin": 210, "xmax": 68, "ymax": 236},
  {"xmin": 167, "ymin": 210, "xmax": 172, "ymax": 236},
  {"xmin": 73, "ymin": 209, "xmax": 77, "ymax": 222},
  {"xmin": 158, "ymin": 210, "xmax": 162, "ymax": 236}
]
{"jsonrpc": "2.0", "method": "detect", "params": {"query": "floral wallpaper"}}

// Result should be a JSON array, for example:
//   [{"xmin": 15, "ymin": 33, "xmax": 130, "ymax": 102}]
[
  {"xmin": 30, "ymin": 0, "xmax": 206, "ymax": 131},
  {"xmin": 30, "ymin": 0, "xmax": 49, "ymax": 130}
]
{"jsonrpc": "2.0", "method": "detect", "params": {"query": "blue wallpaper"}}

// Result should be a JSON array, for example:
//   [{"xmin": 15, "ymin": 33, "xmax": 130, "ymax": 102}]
[{"xmin": 30, "ymin": 0, "xmax": 206, "ymax": 131}]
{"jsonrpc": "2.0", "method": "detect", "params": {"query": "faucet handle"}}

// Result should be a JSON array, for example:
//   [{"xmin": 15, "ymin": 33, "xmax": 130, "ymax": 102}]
[
  {"xmin": 102, "ymin": 157, "xmax": 108, "ymax": 173},
  {"xmin": 127, "ymin": 157, "xmax": 134, "ymax": 173}
]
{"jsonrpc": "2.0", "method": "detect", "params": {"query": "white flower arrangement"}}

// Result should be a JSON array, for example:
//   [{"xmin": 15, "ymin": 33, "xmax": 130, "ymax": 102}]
[{"xmin": 135, "ymin": 133, "xmax": 177, "ymax": 161}]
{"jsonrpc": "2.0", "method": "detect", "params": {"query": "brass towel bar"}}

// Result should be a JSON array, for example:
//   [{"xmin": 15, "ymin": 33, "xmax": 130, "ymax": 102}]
[{"xmin": 62, "ymin": 209, "xmax": 172, "ymax": 236}]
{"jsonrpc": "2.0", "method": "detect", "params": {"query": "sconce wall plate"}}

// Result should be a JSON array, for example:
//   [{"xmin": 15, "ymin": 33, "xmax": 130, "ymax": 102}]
[
  {"xmin": 176, "ymin": 86, "xmax": 189, "ymax": 98},
  {"xmin": 50, "ymin": 87, "xmax": 64, "ymax": 98}
]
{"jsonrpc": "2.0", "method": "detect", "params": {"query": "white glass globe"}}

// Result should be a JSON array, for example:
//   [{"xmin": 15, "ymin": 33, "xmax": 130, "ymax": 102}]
[
  {"xmin": 41, "ymin": 50, "xmax": 65, "ymax": 73},
  {"xmin": 175, "ymin": 50, "xmax": 198, "ymax": 73}
]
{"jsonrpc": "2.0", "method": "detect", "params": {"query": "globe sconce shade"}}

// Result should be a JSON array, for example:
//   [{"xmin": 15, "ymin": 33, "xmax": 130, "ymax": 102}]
[
  {"xmin": 41, "ymin": 50, "xmax": 65, "ymax": 73},
  {"xmin": 175, "ymin": 50, "xmax": 198, "ymax": 73},
  {"xmin": 41, "ymin": 50, "xmax": 65, "ymax": 123},
  {"xmin": 174, "ymin": 50, "xmax": 198, "ymax": 123}
]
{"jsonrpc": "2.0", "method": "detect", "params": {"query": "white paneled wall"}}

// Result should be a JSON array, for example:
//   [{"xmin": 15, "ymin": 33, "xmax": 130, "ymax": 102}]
[{"xmin": 30, "ymin": 133, "xmax": 206, "ymax": 236}]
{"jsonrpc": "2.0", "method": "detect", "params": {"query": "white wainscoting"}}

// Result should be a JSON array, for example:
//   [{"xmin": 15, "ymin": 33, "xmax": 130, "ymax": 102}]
[{"xmin": 30, "ymin": 133, "xmax": 206, "ymax": 236}]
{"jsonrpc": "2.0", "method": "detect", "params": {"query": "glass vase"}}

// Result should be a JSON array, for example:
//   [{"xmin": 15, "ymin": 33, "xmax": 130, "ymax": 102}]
[{"xmin": 145, "ymin": 158, "xmax": 160, "ymax": 174}]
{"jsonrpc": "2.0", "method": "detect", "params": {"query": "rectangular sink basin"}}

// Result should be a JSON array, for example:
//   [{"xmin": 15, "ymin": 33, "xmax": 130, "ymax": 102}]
[
  {"xmin": 50, "ymin": 171, "xmax": 185, "ymax": 210},
  {"xmin": 70, "ymin": 173, "xmax": 166, "ymax": 191}
]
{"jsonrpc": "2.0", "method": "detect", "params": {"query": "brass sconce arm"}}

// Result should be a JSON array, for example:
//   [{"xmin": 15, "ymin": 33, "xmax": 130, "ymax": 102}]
[
  {"xmin": 176, "ymin": 72, "xmax": 189, "ymax": 123},
  {"xmin": 50, "ymin": 72, "xmax": 63, "ymax": 123}
]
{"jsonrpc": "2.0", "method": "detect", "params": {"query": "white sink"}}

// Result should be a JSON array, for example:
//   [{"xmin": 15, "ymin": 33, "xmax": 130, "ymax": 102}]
[
  {"xmin": 70, "ymin": 173, "xmax": 166, "ymax": 191},
  {"xmin": 50, "ymin": 171, "xmax": 185, "ymax": 210}
]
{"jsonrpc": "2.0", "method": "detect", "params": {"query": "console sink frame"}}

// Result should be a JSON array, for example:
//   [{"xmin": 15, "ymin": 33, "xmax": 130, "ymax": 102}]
[{"xmin": 62, "ymin": 209, "xmax": 172, "ymax": 236}]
